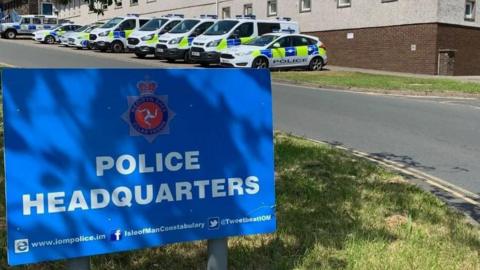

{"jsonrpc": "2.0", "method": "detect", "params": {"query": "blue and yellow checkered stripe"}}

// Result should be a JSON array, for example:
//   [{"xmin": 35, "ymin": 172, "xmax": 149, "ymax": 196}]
[{"xmin": 254, "ymin": 45, "xmax": 325, "ymax": 58}]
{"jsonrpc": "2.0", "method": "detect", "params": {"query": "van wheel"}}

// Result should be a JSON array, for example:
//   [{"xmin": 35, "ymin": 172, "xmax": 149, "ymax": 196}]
[
  {"xmin": 252, "ymin": 57, "xmax": 269, "ymax": 69},
  {"xmin": 45, "ymin": 35, "xmax": 55, "ymax": 44},
  {"xmin": 308, "ymin": 57, "xmax": 324, "ymax": 71},
  {"xmin": 184, "ymin": 51, "xmax": 191, "ymax": 63},
  {"xmin": 111, "ymin": 41, "xmax": 124, "ymax": 53},
  {"xmin": 5, "ymin": 30, "xmax": 16, "ymax": 39},
  {"xmin": 135, "ymin": 52, "xmax": 146, "ymax": 59}
]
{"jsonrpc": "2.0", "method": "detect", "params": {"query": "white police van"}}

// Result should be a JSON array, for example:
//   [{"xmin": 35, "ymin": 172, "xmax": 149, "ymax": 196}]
[
  {"xmin": 69, "ymin": 22, "xmax": 104, "ymax": 49},
  {"xmin": 33, "ymin": 23, "xmax": 82, "ymax": 44},
  {"xmin": 155, "ymin": 15, "xmax": 217, "ymax": 63},
  {"xmin": 126, "ymin": 15, "xmax": 183, "ymax": 59},
  {"xmin": 0, "ymin": 15, "xmax": 58, "ymax": 39},
  {"xmin": 90, "ymin": 14, "xmax": 151, "ymax": 53},
  {"xmin": 220, "ymin": 32, "xmax": 327, "ymax": 70},
  {"xmin": 189, "ymin": 15, "xmax": 298, "ymax": 66}
]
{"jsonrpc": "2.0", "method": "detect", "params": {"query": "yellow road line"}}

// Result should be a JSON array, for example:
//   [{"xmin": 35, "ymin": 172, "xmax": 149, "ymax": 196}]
[{"xmin": 300, "ymin": 136, "xmax": 480, "ymax": 208}]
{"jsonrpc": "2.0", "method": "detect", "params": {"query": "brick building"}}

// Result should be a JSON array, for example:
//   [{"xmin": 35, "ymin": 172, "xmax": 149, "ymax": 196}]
[{"xmin": 45, "ymin": 0, "xmax": 480, "ymax": 75}]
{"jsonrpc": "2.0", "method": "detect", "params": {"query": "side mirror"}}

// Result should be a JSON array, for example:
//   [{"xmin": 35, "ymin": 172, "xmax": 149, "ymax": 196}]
[{"xmin": 272, "ymin": 42, "xmax": 281, "ymax": 48}]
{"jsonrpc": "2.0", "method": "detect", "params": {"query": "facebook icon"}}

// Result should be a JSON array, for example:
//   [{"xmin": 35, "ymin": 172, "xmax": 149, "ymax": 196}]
[{"xmin": 110, "ymin": 229, "xmax": 122, "ymax": 241}]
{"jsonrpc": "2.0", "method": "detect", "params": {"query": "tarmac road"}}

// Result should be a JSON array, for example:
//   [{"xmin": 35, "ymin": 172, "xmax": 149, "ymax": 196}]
[{"xmin": 2, "ymin": 37, "xmax": 480, "ymax": 219}]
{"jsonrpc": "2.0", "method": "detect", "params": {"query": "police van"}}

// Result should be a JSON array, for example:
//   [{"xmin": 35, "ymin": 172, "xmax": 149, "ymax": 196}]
[
  {"xmin": 189, "ymin": 15, "xmax": 298, "ymax": 66},
  {"xmin": 33, "ymin": 23, "xmax": 82, "ymax": 44},
  {"xmin": 69, "ymin": 22, "xmax": 104, "ymax": 49},
  {"xmin": 90, "ymin": 14, "xmax": 151, "ymax": 53},
  {"xmin": 220, "ymin": 32, "xmax": 327, "ymax": 71},
  {"xmin": 126, "ymin": 15, "xmax": 183, "ymax": 59},
  {"xmin": 155, "ymin": 15, "xmax": 217, "ymax": 63},
  {"xmin": 0, "ymin": 15, "xmax": 58, "ymax": 39}
]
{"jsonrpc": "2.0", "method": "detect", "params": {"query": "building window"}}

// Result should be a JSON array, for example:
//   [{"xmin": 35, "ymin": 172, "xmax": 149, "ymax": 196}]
[
  {"xmin": 466, "ymin": 0, "xmax": 476, "ymax": 21},
  {"xmin": 115, "ymin": 0, "xmax": 122, "ymax": 8},
  {"xmin": 381, "ymin": 0, "xmax": 397, "ymax": 2},
  {"xmin": 300, "ymin": 0, "xmax": 311, "ymax": 12},
  {"xmin": 267, "ymin": 0, "xmax": 277, "ymax": 16},
  {"xmin": 130, "ymin": 0, "xmax": 138, "ymax": 6},
  {"xmin": 222, "ymin": 7, "xmax": 231, "ymax": 18},
  {"xmin": 337, "ymin": 0, "xmax": 351, "ymax": 8},
  {"xmin": 244, "ymin": 4, "xmax": 253, "ymax": 15}
]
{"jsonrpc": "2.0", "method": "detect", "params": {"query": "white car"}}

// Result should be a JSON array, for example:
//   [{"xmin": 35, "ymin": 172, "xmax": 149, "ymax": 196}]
[
  {"xmin": 33, "ymin": 23, "xmax": 82, "ymax": 44},
  {"xmin": 220, "ymin": 33, "xmax": 327, "ymax": 70},
  {"xmin": 127, "ymin": 15, "xmax": 183, "ymax": 58},
  {"xmin": 60, "ymin": 24, "xmax": 90, "ymax": 46},
  {"xmin": 69, "ymin": 22, "xmax": 104, "ymax": 49}
]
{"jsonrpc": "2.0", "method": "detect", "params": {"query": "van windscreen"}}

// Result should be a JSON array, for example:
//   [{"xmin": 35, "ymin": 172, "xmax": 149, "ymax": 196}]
[{"xmin": 203, "ymin": 20, "xmax": 239, "ymax": 36}]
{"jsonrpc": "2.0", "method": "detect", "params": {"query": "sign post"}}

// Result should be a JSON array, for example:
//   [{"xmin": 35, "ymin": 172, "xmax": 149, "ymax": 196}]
[
  {"xmin": 207, "ymin": 238, "xmax": 228, "ymax": 270},
  {"xmin": 66, "ymin": 257, "xmax": 91, "ymax": 270},
  {"xmin": 3, "ymin": 69, "xmax": 275, "ymax": 267}
]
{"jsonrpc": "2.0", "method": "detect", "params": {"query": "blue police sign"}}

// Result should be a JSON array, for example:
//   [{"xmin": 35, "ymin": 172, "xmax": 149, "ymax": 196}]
[{"xmin": 3, "ymin": 69, "xmax": 275, "ymax": 266}]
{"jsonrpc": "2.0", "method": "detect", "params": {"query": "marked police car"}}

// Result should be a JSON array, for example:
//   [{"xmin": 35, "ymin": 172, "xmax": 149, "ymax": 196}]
[
  {"xmin": 0, "ymin": 15, "xmax": 58, "ymax": 39},
  {"xmin": 33, "ymin": 23, "xmax": 82, "ymax": 44},
  {"xmin": 69, "ymin": 22, "xmax": 104, "ymax": 49},
  {"xmin": 126, "ymin": 15, "xmax": 183, "ymax": 59},
  {"xmin": 90, "ymin": 14, "xmax": 151, "ymax": 53},
  {"xmin": 155, "ymin": 15, "xmax": 217, "ymax": 63},
  {"xmin": 189, "ymin": 15, "xmax": 298, "ymax": 66},
  {"xmin": 220, "ymin": 33, "xmax": 327, "ymax": 70},
  {"xmin": 60, "ymin": 24, "xmax": 91, "ymax": 46}
]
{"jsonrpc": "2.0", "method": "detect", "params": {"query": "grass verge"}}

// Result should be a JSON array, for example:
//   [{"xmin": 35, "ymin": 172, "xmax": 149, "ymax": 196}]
[
  {"xmin": 272, "ymin": 71, "xmax": 480, "ymax": 95},
  {"xmin": 1, "ymin": 134, "xmax": 480, "ymax": 269}
]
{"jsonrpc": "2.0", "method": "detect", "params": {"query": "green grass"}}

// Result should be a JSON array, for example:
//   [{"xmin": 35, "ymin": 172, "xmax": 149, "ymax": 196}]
[
  {"xmin": 1, "ymin": 133, "xmax": 479, "ymax": 269},
  {"xmin": 272, "ymin": 71, "xmax": 480, "ymax": 94}
]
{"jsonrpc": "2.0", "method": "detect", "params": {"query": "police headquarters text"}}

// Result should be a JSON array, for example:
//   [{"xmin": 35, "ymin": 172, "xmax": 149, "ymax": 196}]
[{"xmin": 21, "ymin": 151, "xmax": 260, "ymax": 215}]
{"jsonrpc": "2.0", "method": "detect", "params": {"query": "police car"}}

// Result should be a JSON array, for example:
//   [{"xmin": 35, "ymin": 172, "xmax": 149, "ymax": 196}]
[
  {"xmin": 155, "ymin": 15, "xmax": 217, "ymax": 62},
  {"xmin": 33, "ymin": 23, "xmax": 82, "ymax": 44},
  {"xmin": 69, "ymin": 22, "xmax": 104, "ymax": 49},
  {"xmin": 60, "ymin": 24, "xmax": 92, "ymax": 46},
  {"xmin": 90, "ymin": 14, "xmax": 151, "ymax": 53},
  {"xmin": 0, "ymin": 15, "xmax": 58, "ymax": 39},
  {"xmin": 220, "ymin": 33, "xmax": 327, "ymax": 70},
  {"xmin": 189, "ymin": 15, "xmax": 298, "ymax": 66},
  {"xmin": 126, "ymin": 15, "xmax": 183, "ymax": 59}
]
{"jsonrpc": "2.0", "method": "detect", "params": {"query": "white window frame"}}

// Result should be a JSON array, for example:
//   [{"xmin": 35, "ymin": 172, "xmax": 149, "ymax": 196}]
[
  {"xmin": 267, "ymin": 0, "xmax": 277, "ymax": 17},
  {"xmin": 300, "ymin": 0, "xmax": 311, "ymax": 12},
  {"xmin": 337, "ymin": 0, "xmax": 351, "ymax": 8},
  {"xmin": 465, "ymin": 0, "xmax": 476, "ymax": 21},
  {"xmin": 222, "ymin": 6, "xmax": 231, "ymax": 18},
  {"xmin": 115, "ymin": 0, "xmax": 123, "ymax": 8},
  {"xmin": 243, "ymin": 3, "xmax": 253, "ymax": 15}
]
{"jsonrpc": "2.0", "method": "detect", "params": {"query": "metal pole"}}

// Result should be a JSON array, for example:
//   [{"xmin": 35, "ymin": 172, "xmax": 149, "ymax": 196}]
[
  {"xmin": 66, "ymin": 257, "xmax": 91, "ymax": 270},
  {"xmin": 207, "ymin": 238, "xmax": 228, "ymax": 270}
]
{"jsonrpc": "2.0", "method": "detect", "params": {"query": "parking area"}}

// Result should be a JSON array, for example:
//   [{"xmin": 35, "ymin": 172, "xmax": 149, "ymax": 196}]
[{"xmin": 0, "ymin": 37, "xmax": 198, "ymax": 68}]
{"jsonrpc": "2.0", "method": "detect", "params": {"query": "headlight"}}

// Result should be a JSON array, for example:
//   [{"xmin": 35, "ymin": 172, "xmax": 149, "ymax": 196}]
[
  {"xmin": 168, "ymin": 37, "xmax": 183, "ymax": 45},
  {"xmin": 206, "ymin": 39, "xmax": 222, "ymax": 47},
  {"xmin": 234, "ymin": 51, "xmax": 253, "ymax": 57},
  {"xmin": 98, "ymin": 31, "xmax": 110, "ymax": 37},
  {"xmin": 141, "ymin": 34, "xmax": 154, "ymax": 41}
]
